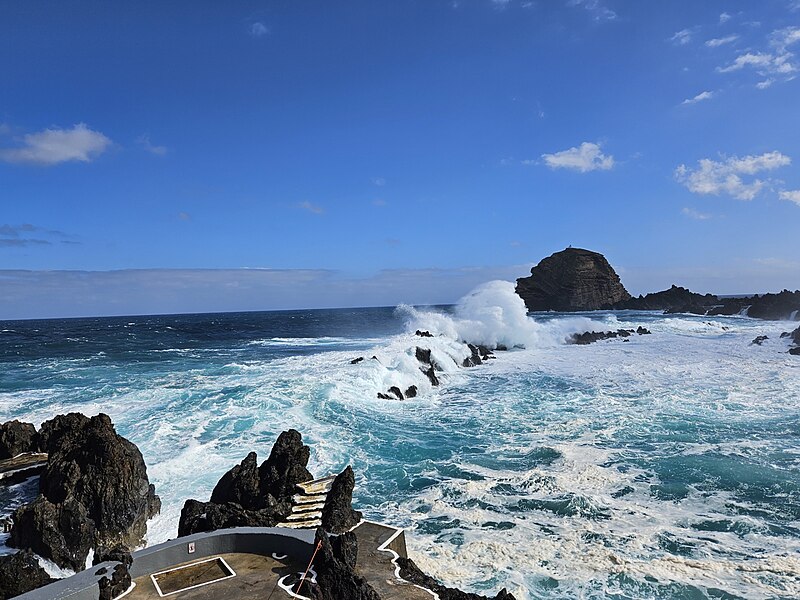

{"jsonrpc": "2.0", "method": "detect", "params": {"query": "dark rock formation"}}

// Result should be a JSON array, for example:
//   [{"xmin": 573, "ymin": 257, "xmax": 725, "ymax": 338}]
[
  {"xmin": 793, "ymin": 326, "xmax": 800, "ymax": 345},
  {"xmin": 179, "ymin": 431, "xmax": 313, "ymax": 537},
  {"xmin": 462, "ymin": 344, "xmax": 483, "ymax": 367},
  {"xmin": 714, "ymin": 290, "xmax": 800, "ymax": 320},
  {"xmin": 377, "ymin": 392, "xmax": 396, "ymax": 400},
  {"xmin": 321, "ymin": 466, "xmax": 362, "ymax": 534},
  {"xmin": 10, "ymin": 496, "xmax": 95, "ymax": 571},
  {"xmin": 636, "ymin": 326, "xmax": 651, "ymax": 335},
  {"xmin": 97, "ymin": 563, "xmax": 131, "ymax": 600},
  {"xmin": 423, "ymin": 366, "xmax": 439, "ymax": 387},
  {"xmin": 751, "ymin": 335, "xmax": 769, "ymax": 346},
  {"xmin": 305, "ymin": 528, "xmax": 380, "ymax": 600},
  {"xmin": 415, "ymin": 330, "xmax": 434, "ymax": 338},
  {"xmin": 405, "ymin": 385, "xmax": 418, "ymax": 398},
  {"xmin": 570, "ymin": 329, "xmax": 637, "ymax": 345},
  {"xmin": 258, "ymin": 429, "xmax": 314, "ymax": 501},
  {"xmin": 618, "ymin": 285, "xmax": 718, "ymax": 314},
  {"xmin": 415, "ymin": 347, "xmax": 432, "ymax": 364},
  {"xmin": 8, "ymin": 413, "xmax": 160, "ymax": 571},
  {"xmin": 388, "ymin": 386, "xmax": 404, "ymax": 400},
  {"xmin": 93, "ymin": 544, "xmax": 133, "ymax": 568},
  {"xmin": 0, "ymin": 420, "xmax": 38, "ymax": 459},
  {"xmin": 0, "ymin": 550, "xmax": 53, "ymax": 600},
  {"xmin": 790, "ymin": 347, "xmax": 800, "ymax": 356},
  {"xmin": 350, "ymin": 357, "xmax": 364, "ymax": 364},
  {"xmin": 397, "ymin": 555, "xmax": 517, "ymax": 600},
  {"xmin": 516, "ymin": 248, "xmax": 630, "ymax": 312}
]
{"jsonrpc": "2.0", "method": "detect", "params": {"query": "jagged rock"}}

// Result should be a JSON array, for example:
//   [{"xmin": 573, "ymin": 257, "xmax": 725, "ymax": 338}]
[
  {"xmin": 707, "ymin": 290, "xmax": 800, "ymax": 320},
  {"xmin": 791, "ymin": 326, "xmax": 800, "ymax": 345},
  {"xmin": 790, "ymin": 347, "xmax": 800, "ymax": 356},
  {"xmin": 258, "ymin": 429, "xmax": 313, "ymax": 501},
  {"xmin": 10, "ymin": 496, "xmax": 95, "ymax": 572},
  {"xmin": 0, "ymin": 550, "xmax": 54, "ymax": 600},
  {"xmin": 98, "ymin": 563, "xmax": 131, "ymax": 600},
  {"xmin": 93, "ymin": 544, "xmax": 133, "ymax": 568},
  {"xmin": 636, "ymin": 326, "xmax": 651, "ymax": 335},
  {"xmin": 377, "ymin": 393, "xmax": 395, "ymax": 400},
  {"xmin": 210, "ymin": 451, "xmax": 265, "ymax": 509},
  {"xmin": 350, "ymin": 357, "xmax": 364, "ymax": 364},
  {"xmin": 415, "ymin": 347, "xmax": 432, "ymax": 364},
  {"xmin": 423, "ymin": 366, "xmax": 439, "ymax": 387},
  {"xmin": 477, "ymin": 345, "xmax": 495, "ymax": 360},
  {"xmin": 388, "ymin": 386, "xmax": 404, "ymax": 400},
  {"xmin": 321, "ymin": 466, "xmax": 362, "ymax": 534},
  {"xmin": 397, "ymin": 555, "xmax": 517, "ymax": 600},
  {"xmin": 569, "ymin": 329, "xmax": 636, "ymax": 345},
  {"xmin": 619, "ymin": 285, "xmax": 717, "ymax": 313},
  {"xmin": 751, "ymin": 335, "xmax": 769, "ymax": 346},
  {"xmin": 405, "ymin": 385, "xmax": 418, "ymax": 398},
  {"xmin": 178, "ymin": 498, "xmax": 288, "ymax": 537},
  {"xmin": 0, "ymin": 420, "xmax": 38, "ymax": 459},
  {"xmin": 8, "ymin": 413, "xmax": 159, "ymax": 571},
  {"xmin": 415, "ymin": 330, "xmax": 434, "ymax": 337},
  {"xmin": 463, "ymin": 344, "xmax": 483, "ymax": 367},
  {"xmin": 516, "ymin": 247, "xmax": 630, "ymax": 312},
  {"xmin": 306, "ymin": 528, "xmax": 380, "ymax": 600}
]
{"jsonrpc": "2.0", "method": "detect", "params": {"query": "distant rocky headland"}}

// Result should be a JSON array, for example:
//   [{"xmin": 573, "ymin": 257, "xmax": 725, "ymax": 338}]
[{"xmin": 516, "ymin": 247, "xmax": 800, "ymax": 321}]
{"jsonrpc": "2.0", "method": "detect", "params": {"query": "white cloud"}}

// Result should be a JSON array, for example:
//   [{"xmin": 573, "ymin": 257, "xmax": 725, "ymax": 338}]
[
  {"xmin": 717, "ymin": 27, "xmax": 800, "ymax": 85},
  {"xmin": 299, "ymin": 201, "xmax": 324, "ymax": 214},
  {"xmin": 756, "ymin": 78, "xmax": 775, "ymax": 89},
  {"xmin": 706, "ymin": 34, "xmax": 739, "ymax": 47},
  {"xmin": 0, "ymin": 123, "xmax": 112, "ymax": 166},
  {"xmin": 569, "ymin": 0, "xmax": 616, "ymax": 21},
  {"xmin": 671, "ymin": 28, "xmax": 695, "ymax": 45},
  {"xmin": 771, "ymin": 26, "xmax": 800, "ymax": 51},
  {"xmin": 541, "ymin": 142, "xmax": 614, "ymax": 173},
  {"xmin": 779, "ymin": 190, "xmax": 800, "ymax": 206},
  {"xmin": 675, "ymin": 151, "xmax": 791, "ymax": 201},
  {"xmin": 682, "ymin": 90, "xmax": 714, "ymax": 105},
  {"xmin": 136, "ymin": 134, "xmax": 167, "ymax": 156},
  {"xmin": 719, "ymin": 12, "xmax": 732, "ymax": 23},
  {"xmin": 249, "ymin": 22, "xmax": 269, "ymax": 37},
  {"xmin": 681, "ymin": 207, "xmax": 712, "ymax": 220}
]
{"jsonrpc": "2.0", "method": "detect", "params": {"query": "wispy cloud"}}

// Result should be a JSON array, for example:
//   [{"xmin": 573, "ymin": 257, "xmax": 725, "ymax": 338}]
[
  {"xmin": 371, "ymin": 177, "xmax": 386, "ymax": 186},
  {"xmin": 779, "ymin": 190, "xmax": 800, "ymax": 206},
  {"xmin": 717, "ymin": 26, "xmax": 800, "ymax": 85},
  {"xmin": 0, "ymin": 223, "xmax": 77, "ymax": 248},
  {"xmin": 568, "ymin": 0, "xmax": 617, "ymax": 21},
  {"xmin": 719, "ymin": 12, "xmax": 732, "ymax": 24},
  {"xmin": 671, "ymin": 28, "xmax": 696, "ymax": 46},
  {"xmin": 541, "ymin": 142, "xmax": 614, "ymax": 172},
  {"xmin": 249, "ymin": 22, "xmax": 269, "ymax": 37},
  {"xmin": 136, "ymin": 134, "xmax": 168, "ymax": 156},
  {"xmin": 681, "ymin": 90, "xmax": 714, "ymax": 105},
  {"xmin": 706, "ymin": 34, "xmax": 739, "ymax": 47},
  {"xmin": 681, "ymin": 207, "xmax": 712, "ymax": 220},
  {"xmin": 675, "ymin": 151, "xmax": 791, "ymax": 201},
  {"xmin": 298, "ymin": 201, "xmax": 324, "ymax": 215},
  {"xmin": 0, "ymin": 123, "xmax": 112, "ymax": 166}
]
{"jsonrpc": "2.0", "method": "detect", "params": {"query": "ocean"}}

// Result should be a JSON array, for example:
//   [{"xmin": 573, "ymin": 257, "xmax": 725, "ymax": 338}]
[{"xmin": 1, "ymin": 281, "xmax": 799, "ymax": 600}]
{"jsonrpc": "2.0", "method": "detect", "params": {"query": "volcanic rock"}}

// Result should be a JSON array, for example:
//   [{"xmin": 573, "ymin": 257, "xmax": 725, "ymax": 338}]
[
  {"xmin": 618, "ymin": 285, "xmax": 717, "ymax": 314},
  {"xmin": 0, "ymin": 420, "xmax": 38, "ymax": 459},
  {"xmin": 415, "ymin": 330, "xmax": 434, "ymax": 337},
  {"xmin": 258, "ymin": 429, "xmax": 313, "ymax": 501},
  {"xmin": 570, "ymin": 329, "xmax": 636, "ymax": 345},
  {"xmin": 423, "ymin": 366, "xmax": 439, "ymax": 387},
  {"xmin": 790, "ymin": 347, "xmax": 800, "ymax": 356},
  {"xmin": 751, "ymin": 335, "xmax": 769, "ymax": 346},
  {"xmin": 405, "ymin": 385, "xmax": 418, "ymax": 398},
  {"xmin": 388, "ymin": 386, "xmax": 404, "ymax": 400},
  {"xmin": 210, "ymin": 451, "xmax": 266, "ymax": 509},
  {"xmin": 321, "ymin": 466, "xmax": 363, "ymax": 534},
  {"xmin": 98, "ymin": 563, "xmax": 131, "ymax": 600},
  {"xmin": 415, "ymin": 347, "xmax": 432, "ymax": 365},
  {"xmin": 397, "ymin": 555, "xmax": 517, "ymax": 600},
  {"xmin": 0, "ymin": 550, "xmax": 54, "ymax": 600},
  {"xmin": 178, "ymin": 498, "xmax": 287, "ymax": 537},
  {"xmin": 515, "ymin": 248, "xmax": 631, "ymax": 312},
  {"xmin": 8, "ymin": 413, "xmax": 160, "ymax": 571},
  {"xmin": 350, "ymin": 357, "xmax": 364, "ymax": 364},
  {"xmin": 305, "ymin": 528, "xmax": 380, "ymax": 600}
]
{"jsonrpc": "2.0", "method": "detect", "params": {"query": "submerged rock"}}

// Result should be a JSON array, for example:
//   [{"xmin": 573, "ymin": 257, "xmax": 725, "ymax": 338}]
[
  {"xmin": 405, "ymin": 385, "xmax": 418, "ymax": 398},
  {"xmin": 0, "ymin": 420, "xmax": 38, "ymax": 459},
  {"xmin": 0, "ymin": 550, "xmax": 54, "ymax": 600},
  {"xmin": 415, "ymin": 330, "xmax": 434, "ymax": 337},
  {"xmin": 751, "ymin": 335, "xmax": 769, "ymax": 346},
  {"xmin": 321, "ymin": 466, "xmax": 363, "ymax": 534},
  {"xmin": 515, "ymin": 247, "xmax": 630, "ymax": 312},
  {"xmin": 397, "ymin": 555, "xmax": 517, "ymax": 600},
  {"xmin": 387, "ymin": 386, "xmax": 404, "ymax": 400},
  {"xmin": 8, "ymin": 413, "xmax": 160, "ymax": 571}
]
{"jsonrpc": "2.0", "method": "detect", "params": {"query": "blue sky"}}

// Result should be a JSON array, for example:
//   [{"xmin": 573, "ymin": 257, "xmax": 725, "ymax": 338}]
[{"xmin": 1, "ymin": 0, "xmax": 799, "ymax": 318}]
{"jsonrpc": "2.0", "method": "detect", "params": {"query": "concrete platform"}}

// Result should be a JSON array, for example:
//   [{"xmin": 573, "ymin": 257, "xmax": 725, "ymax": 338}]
[
  {"xmin": 126, "ymin": 552, "xmax": 300, "ymax": 599},
  {"xmin": 352, "ymin": 522, "xmax": 435, "ymax": 600},
  {"xmin": 0, "ymin": 453, "xmax": 48, "ymax": 486}
]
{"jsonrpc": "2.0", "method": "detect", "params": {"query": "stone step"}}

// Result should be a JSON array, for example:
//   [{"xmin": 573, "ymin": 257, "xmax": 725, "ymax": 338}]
[
  {"xmin": 293, "ymin": 493, "xmax": 327, "ymax": 505},
  {"xmin": 285, "ymin": 511, "xmax": 322, "ymax": 522},
  {"xmin": 278, "ymin": 519, "xmax": 322, "ymax": 529},
  {"xmin": 296, "ymin": 476, "xmax": 336, "ymax": 495},
  {"xmin": 290, "ymin": 502, "xmax": 325, "ymax": 513}
]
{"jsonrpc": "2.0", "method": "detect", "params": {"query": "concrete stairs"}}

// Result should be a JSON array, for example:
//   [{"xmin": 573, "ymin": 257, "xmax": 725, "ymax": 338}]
[{"xmin": 277, "ymin": 474, "xmax": 336, "ymax": 529}]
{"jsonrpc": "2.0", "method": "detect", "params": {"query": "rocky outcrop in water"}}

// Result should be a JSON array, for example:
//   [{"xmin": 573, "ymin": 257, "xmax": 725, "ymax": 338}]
[
  {"xmin": 618, "ymin": 285, "xmax": 718, "ymax": 314},
  {"xmin": 397, "ymin": 556, "xmax": 517, "ymax": 600},
  {"xmin": 0, "ymin": 420, "xmax": 38, "ymax": 459},
  {"xmin": 8, "ymin": 413, "xmax": 160, "ymax": 572},
  {"xmin": 321, "ymin": 466, "xmax": 362, "ymax": 534},
  {"xmin": 751, "ymin": 335, "xmax": 769, "ymax": 346},
  {"xmin": 516, "ymin": 248, "xmax": 631, "ymax": 311},
  {"xmin": 569, "ymin": 328, "xmax": 651, "ymax": 345},
  {"xmin": 0, "ymin": 550, "xmax": 53, "ymax": 600},
  {"xmin": 178, "ymin": 430, "xmax": 314, "ymax": 537}
]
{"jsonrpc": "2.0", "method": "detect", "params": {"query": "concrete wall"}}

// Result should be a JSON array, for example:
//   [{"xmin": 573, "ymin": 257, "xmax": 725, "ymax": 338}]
[{"xmin": 15, "ymin": 527, "xmax": 316, "ymax": 600}]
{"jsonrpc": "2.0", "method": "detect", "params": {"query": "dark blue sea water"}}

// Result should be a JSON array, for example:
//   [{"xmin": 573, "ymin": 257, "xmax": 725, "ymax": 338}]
[{"xmin": 2, "ymin": 281, "xmax": 799, "ymax": 599}]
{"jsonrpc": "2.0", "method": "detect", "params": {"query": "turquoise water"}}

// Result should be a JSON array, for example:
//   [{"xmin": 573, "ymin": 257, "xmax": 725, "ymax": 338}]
[{"xmin": 1, "ymin": 283, "xmax": 799, "ymax": 599}]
